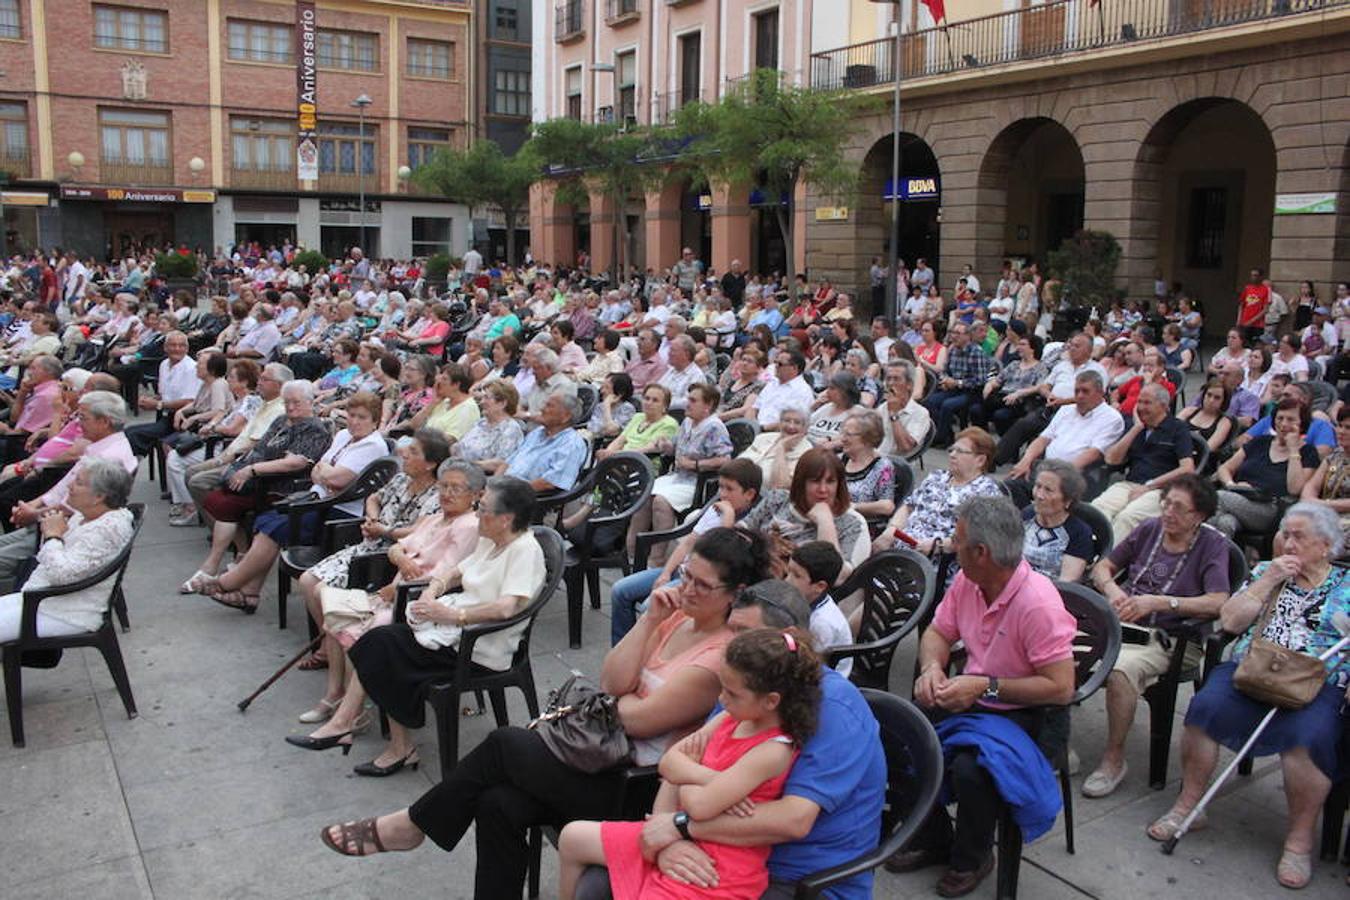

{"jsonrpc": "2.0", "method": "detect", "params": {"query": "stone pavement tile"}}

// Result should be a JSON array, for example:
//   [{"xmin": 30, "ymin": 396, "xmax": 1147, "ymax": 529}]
[
  {"xmin": 123, "ymin": 741, "xmax": 439, "ymax": 851},
  {"xmin": 7, "ymin": 855, "xmax": 153, "ymax": 900},
  {"xmin": 0, "ymin": 688, "xmax": 104, "ymax": 761},
  {"xmin": 140, "ymin": 807, "xmax": 470, "ymax": 899},
  {"xmin": 0, "ymin": 740, "xmax": 141, "ymax": 888},
  {"xmin": 875, "ymin": 857, "xmax": 1090, "ymax": 899},
  {"xmin": 1024, "ymin": 765, "xmax": 1347, "ymax": 899}
]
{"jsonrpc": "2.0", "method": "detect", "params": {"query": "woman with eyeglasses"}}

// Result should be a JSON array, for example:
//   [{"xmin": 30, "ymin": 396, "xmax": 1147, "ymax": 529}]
[
  {"xmin": 873, "ymin": 426, "xmax": 1002, "ymax": 558},
  {"xmin": 315, "ymin": 526, "xmax": 770, "ymax": 898},
  {"xmin": 293, "ymin": 429, "xmax": 451, "ymax": 672}
]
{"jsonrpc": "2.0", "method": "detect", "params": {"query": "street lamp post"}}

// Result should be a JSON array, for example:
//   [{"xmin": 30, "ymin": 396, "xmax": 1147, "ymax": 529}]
[
  {"xmin": 350, "ymin": 93, "xmax": 373, "ymax": 255},
  {"xmin": 870, "ymin": 0, "xmax": 904, "ymax": 323}
]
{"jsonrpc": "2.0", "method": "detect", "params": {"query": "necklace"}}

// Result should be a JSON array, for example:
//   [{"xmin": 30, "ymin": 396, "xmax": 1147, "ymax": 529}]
[{"xmin": 1126, "ymin": 522, "xmax": 1204, "ymax": 602}]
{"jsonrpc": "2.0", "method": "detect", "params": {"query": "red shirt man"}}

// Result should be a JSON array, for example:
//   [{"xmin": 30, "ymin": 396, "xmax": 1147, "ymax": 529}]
[{"xmin": 1237, "ymin": 267, "xmax": 1270, "ymax": 328}]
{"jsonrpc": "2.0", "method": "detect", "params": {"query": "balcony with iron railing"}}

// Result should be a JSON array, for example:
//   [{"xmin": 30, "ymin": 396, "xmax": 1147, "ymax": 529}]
[
  {"xmin": 100, "ymin": 160, "xmax": 175, "ymax": 186},
  {"xmin": 318, "ymin": 171, "xmax": 376, "ymax": 194},
  {"xmin": 556, "ymin": 0, "xmax": 585, "ymax": 41},
  {"xmin": 0, "ymin": 147, "xmax": 30, "ymax": 179},
  {"xmin": 231, "ymin": 167, "xmax": 297, "ymax": 191},
  {"xmin": 654, "ymin": 88, "xmax": 705, "ymax": 124},
  {"xmin": 810, "ymin": 0, "xmax": 1348, "ymax": 90},
  {"xmin": 605, "ymin": 0, "xmax": 639, "ymax": 24}
]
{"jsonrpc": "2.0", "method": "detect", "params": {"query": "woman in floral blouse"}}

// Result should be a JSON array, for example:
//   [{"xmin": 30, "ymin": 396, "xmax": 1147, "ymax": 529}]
[
  {"xmin": 296, "ymin": 429, "xmax": 450, "ymax": 668},
  {"xmin": 872, "ymin": 425, "xmax": 1001, "ymax": 557},
  {"xmin": 452, "ymin": 379, "xmax": 525, "ymax": 472}
]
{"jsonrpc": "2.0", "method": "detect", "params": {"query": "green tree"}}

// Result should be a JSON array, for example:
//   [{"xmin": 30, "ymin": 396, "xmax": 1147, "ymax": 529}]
[
  {"xmin": 1046, "ymin": 229, "xmax": 1125, "ymax": 312},
  {"xmin": 528, "ymin": 118, "xmax": 665, "ymax": 279},
  {"xmin": 673, "ymin": 69, "xmax": 869, "ymax": 278},
  {"xmin": 412, "ymin": 139, "xmax": 537, "ymax": 266}
]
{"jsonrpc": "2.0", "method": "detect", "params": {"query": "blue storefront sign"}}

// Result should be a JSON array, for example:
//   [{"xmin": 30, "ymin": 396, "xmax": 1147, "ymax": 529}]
[{"xmin": 884, "ymin": 176, "xmax": 941, "ymax": 202}]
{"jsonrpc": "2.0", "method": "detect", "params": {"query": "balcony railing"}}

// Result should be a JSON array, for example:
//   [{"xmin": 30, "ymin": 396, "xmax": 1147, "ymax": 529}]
[
  {"xmin": 0, "ymin": 148, "xmax": 31, "ymax": 179},
  {"xmin": 100, "ymin": 161, "xmax": 175, "ymax": 186},
  {"xmin": 556, "ymin": 0, "xmax": 585, "ymax": 40},
  {"xmin": 318, "ymin": 172, "xmax": 378, "ymax": 194},
  {"xmin": 231, "ymin": 167, "xmax": 297, "ymax": 191},
  {"xmin": 811, "ymin": 0, "xmax": 1346, "ymax": 89},
  {"xmin": 654, "ymin": 89, "xmax": 705, "ymax": 124},
  {"xmin": 605, "ymin": 0, "xmax": 639, "ymax": 22}
]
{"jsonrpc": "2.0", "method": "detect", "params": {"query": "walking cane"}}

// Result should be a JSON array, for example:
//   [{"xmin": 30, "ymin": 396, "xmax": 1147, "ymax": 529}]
[
  {"xmin": 237, "ymin": 633, "xmax": 324, "ymax": 712},
  {"xmin": 1161, "ymin": 611, "xmax": 1350, "ymax": 855}
]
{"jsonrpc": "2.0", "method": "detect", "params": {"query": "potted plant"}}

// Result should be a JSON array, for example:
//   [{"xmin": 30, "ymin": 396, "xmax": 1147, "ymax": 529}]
[
  {"xmin": 153, "ymin": 250, "xmax": 199, "ymax": 295},
  {"xmin": 1046, "ymin": 230, "xmax": 1125, "ymax": 340}
]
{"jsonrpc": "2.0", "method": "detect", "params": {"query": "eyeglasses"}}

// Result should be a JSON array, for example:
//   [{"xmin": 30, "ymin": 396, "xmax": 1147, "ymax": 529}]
[
  {"xmin": 678, "ymin": 565, "xmax": 728, "ymax": 596},
  {"xmin": 1160, "ymin": 499, "xmax": 1197, "ymax": 515},
  {"xmin": 948, "ymin": 445, "xmax": 977, "ymax": 456}
]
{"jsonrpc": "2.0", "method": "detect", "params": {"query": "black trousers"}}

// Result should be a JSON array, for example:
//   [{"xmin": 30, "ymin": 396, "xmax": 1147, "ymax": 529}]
[
  {"xmin": 911, "ymin": 706, "xmax": 1051, "ymax": 873},
  {"xmin": 124, "ymin": 419, "xmax": 173, "ymax": 456},
  {"xmin": 408, "ymin": 725, "xmax": 628, "ymax": 899},
  {"xmin": 994, "ymin": 405, "xmax": 1052, "ymax": 466},
  {"xmin": 288, "ymin": 350, "xmax": 331, "ymax": 381},
  {"xmin": 0, "ymin": 465, "xmax": 63, "ymax": 531}
]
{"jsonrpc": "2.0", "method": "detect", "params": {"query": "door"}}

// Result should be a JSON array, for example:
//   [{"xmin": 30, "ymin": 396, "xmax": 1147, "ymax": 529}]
[{"xmin": 106, "ymin": 210, "xmax": 174, "ymax": 259}]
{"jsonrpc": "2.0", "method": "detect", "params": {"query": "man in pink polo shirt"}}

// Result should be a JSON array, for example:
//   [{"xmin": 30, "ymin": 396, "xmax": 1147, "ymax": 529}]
[
  {"xmin": 888, "ymin": 496, "xmax": 1076, "ymax": 897},
  {"xmin": 0, "ymin": 354, "xmax": 64, "ymax": 463}
]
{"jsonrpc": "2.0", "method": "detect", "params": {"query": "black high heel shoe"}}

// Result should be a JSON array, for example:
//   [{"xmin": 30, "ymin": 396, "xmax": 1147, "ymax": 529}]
[
  {"xmin": 353, "ymin": 749, "xmax": 420, "ymax": 777},
  {"xmin": 285, "ymin": 731, "xmax": 353, "ymax": 755}
]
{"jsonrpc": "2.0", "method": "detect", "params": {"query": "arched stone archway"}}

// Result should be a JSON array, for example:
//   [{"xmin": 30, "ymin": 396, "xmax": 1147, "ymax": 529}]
[
  {"xmin": 973, "ymin": 118, "xmax": 1085, "ymax": 282},
  {"xmin": 855, "ymin": 131, "xmax": 941, "ymax": 314},
  {"xmin": 1127, "ymin": 99, "xmax": 1276, "ymax": 333}
]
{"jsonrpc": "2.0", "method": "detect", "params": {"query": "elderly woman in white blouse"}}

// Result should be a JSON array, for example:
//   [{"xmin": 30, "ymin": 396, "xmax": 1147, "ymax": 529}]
[{"xmin": 0, "ymin": 457, "xmax": 135, "ymax": 641}]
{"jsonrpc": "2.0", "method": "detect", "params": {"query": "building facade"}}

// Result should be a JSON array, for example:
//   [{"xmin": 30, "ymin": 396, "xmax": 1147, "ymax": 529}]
[
  {"xmin": 475, "ymin": 0, "xmax": 533, "ymax": 260},
  {"xmin": 528, "ymin": 0, "xmax": 815, "ymax": 276},
  {"xmin": 529, "ymin": 0, "xmax": 1349, "ymax": 329},
  {"xmin": 0, "ymin": 0, "xmax": 482, "ymax": 261}
]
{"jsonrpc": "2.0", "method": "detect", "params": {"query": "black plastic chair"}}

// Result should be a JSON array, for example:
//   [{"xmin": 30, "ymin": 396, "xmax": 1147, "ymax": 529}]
[
  {"xmin": 1189, "ymin": 432, "xmax": 1210, "ymax": 477},
  {"xmin": 559, "ymin": 452, "xmax": 654, "ymax": 648},
  {"xmin": 526, "ymin": 764, "xmax": 662, "ymax": 898},
  {"xmin": 865, "ymin": 456, "xmax": 915, "ymax": 538},
  {"xmin": 1164, "ymin": 366, "xmax": 1186, "ymax": 408},
  {"xmin": 394, "ymin": 525, "xmax": 565, "ymax": 778},
  {"xmin": 274, "ymin": 456, "xmax": 399, "ymax": 631},
  {"xmin": 1140, "ymin": 535, "xmax": 1248, "ymax": 788},
  {"xmin": 677, "ymin": 416, "xmax": 758, "ymax": 511},
  {"xmin": 632, "ymin": 496, "xmax": 714, "ymax": 572},
  {"xmin": 995, "ymin": 582, "xmax": 1120, "ymax": 899},
  {"xmin": 828, "ymin": 548, "xmax": 935, "ymax": 691},
  {"xmin": 1070, "ymin": 502, "xmax": 1114, "ymax": 571},
  {"xmin": 794, "ymin": 690, "xmax": 944, "ymax": 899},
  {"xmin": 574, "ymin": 383, "xmax": 599, "ymax": 427},
  {"xmin": 1, "ymin": 503, "xmax": 144, "ymax": 747},
  {"xmin": 905, "ymin": 425, "xmax": 935, "ymax": 470}
]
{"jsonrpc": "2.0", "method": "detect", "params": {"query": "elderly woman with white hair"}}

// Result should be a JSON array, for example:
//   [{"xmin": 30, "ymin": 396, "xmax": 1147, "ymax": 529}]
[
  {"xmin": 0, "ymin": 456, "xmax": 135, "ymax": 641},
  {"xmin": 182, "ymin": 380, "xmax": 332, "ymax": 599},
  {"xmin": 1148, "ymin": 501, "xmax": 1350, "ymax": 889}
]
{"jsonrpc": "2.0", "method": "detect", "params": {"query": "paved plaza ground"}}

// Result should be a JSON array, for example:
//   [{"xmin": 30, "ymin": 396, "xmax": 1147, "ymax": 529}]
[{"xmin": 3, "ymin": 401, "xmax": 1350, "ymax": 899}]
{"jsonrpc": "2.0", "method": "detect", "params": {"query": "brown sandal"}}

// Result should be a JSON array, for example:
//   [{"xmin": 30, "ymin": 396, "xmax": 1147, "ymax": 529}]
[
  {"xmin": 298, "ymin": 653, "xmax": 328, "ymax": 670},
  {"xmin": 208, "ymin": 590, "xmax": 258, "ymax": 614},
  {"xmin": 320, "ymin": 818, "xmax": 387, "ymax": 857}
]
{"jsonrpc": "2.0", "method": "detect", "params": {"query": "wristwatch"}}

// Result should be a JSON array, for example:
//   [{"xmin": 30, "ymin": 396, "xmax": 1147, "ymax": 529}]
[
  {"xmin": 981, "ymin": 676, "xmax": 1000, "ymax": 702},
  {"xmin": 673, "ymin": 811, "xmax": 693, "ymax": 841},
  {"xmin": 1168, "ymin": 596, "xmax": 1180, "ymax": 611}
]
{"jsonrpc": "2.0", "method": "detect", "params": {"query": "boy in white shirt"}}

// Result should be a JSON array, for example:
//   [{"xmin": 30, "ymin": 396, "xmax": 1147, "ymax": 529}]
[{"xmin": 786, "ymin": 541, "xmax": 854, "ymax": 678}]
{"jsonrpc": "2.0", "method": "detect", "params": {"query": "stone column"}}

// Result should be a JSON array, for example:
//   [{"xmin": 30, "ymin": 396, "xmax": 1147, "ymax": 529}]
[
  {"xmin": 710, "ymin": 182, "xmax": 751, "ymax": 276},
  {"xmin": 529, "ymin": 181, "xmax": 575, "ymax": 269},
  {"xmin": 588, "ymin": 187, "xmax": 617, "ymax": 274},
  {"xmin": 644, "ymin": 181, "xmax": 682, "ymax": 274}
]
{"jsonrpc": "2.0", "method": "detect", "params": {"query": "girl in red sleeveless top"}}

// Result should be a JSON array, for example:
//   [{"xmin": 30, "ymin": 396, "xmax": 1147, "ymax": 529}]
[{"xmin": 558, "ymin": 628, "xmax": 823, "ymax": 900}]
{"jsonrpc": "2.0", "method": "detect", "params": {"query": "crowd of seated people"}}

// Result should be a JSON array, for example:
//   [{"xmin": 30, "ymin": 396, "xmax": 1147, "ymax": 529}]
[{"xmin": 5, "ymin": 245, "xmax": 1350, "ymax": 897}]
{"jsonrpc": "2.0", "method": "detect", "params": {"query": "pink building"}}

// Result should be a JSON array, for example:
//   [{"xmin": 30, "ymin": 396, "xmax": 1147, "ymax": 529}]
[{"xmin": 529, "ymin": 0, "xmax": 813, "ymax": 277}]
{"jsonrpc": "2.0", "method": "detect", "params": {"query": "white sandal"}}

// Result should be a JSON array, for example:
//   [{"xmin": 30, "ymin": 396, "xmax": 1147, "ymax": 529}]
[
  {"xmin": 179, "ymin": 570, "xmax": 212, "ymax": 595},
  {"xmin": 299, "ymin": 697, "xmax": 341, "ymax": 724}
]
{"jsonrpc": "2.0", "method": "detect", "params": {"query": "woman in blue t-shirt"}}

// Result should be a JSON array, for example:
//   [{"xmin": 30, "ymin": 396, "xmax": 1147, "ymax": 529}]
[{"xmin": 1023, "ymin": 459, "xmax": 1094, "ymax": 581}]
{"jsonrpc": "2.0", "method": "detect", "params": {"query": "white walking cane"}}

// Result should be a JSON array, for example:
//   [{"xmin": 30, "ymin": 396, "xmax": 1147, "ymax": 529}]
[{"xmin": 1161, "ymin": 611, "xmax": 1350, "ymax": 855}]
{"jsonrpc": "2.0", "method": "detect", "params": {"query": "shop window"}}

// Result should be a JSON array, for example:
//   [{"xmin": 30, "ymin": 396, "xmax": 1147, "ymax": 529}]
[{"xmin": 412, "ymin": 217, "xmax": 452, "ymax": 256}]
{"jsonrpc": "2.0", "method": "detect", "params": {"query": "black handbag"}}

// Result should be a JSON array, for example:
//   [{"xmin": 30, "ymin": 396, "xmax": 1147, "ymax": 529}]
[{"xmin": 527, "ymin": 675, "xmax": 634, "ymax": 774}]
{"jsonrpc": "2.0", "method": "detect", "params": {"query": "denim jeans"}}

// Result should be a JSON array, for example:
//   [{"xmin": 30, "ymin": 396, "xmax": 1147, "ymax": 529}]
[{"xmin": 609, "ymin": 568, "xmax": 681, "ymax": 645}]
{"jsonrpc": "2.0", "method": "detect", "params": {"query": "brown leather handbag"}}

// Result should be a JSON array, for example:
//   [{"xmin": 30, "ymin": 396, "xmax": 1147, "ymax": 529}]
[{"xmin": 1233, "ymin": 585, "xmax": 1326, "ymax": 710}]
